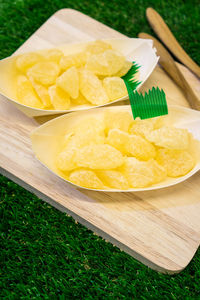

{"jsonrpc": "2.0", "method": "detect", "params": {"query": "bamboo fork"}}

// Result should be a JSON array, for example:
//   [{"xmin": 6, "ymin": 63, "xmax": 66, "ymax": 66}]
[
  {"xmin": 138, "ymin": 32, "xmax": 200, "ymax": 110},
  {"xmin": 146, "ymin": 7, "xmax": 200, "ymax": 78}
]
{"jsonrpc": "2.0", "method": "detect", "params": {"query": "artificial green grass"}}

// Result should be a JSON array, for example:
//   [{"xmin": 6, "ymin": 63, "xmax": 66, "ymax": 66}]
[{"xmin": 0, "ymin": 0, "xmax": 200, "ymax": 298}]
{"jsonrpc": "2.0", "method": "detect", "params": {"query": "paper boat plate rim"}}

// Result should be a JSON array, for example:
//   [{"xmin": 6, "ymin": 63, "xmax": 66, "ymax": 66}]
[
  {"xmin": 0, "ymin": 38, "xmax": 159, "ymax": 117},
  {"xmin": 31, "ymin": 105, "xmax": 200, "ymax": 192}
]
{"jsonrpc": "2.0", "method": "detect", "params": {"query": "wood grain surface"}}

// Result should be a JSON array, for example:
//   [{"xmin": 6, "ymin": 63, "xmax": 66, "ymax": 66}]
[{"xmin": 0, "ymin": 8, "xmax": 200, "ymax": 274}]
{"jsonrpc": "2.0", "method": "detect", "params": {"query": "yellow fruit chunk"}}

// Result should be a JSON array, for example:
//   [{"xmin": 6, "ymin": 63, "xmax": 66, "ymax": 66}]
[
  {"xmin": 28, "ymin": 76, "xmax": 52, "ymax": 108},
  {"xmin": 48, "ymin": 85, "xmax": 70, "ymax": 110},
  {"xmin": 60, "ymin": 55, "xmax": 75, "ymax": 70},
  {"xmin": 76, "ymin": 144, "xmax": 124, "ymax": 169},
  {"xmin": 122, "ymin": 157, "xmax": 152, "ymax": 177},
  {"xmin": 56, "ymin": 145, "xmax": 77, "ymax": 171},
  {"xmin": 97, "ymin": 170, "xmax": 129, "ymax": 190},
  {"xmin": 129, "ymin": 118, "xmax": 156, "ymax": 138},
  {"xmin": 60, "ymin": 52, "xmax": 88, "ymax": 70},
  {"xmin": 153, "ymin": 115, "xmax": 170, "ymax": 129},
  {"xmin": 57, "ymin": 66, "xmax": 79, "ymax": 99},
  {"xmin": 72, "ymin": 92, "xmax": 89, "ymax": 105},
  {"xmin": 147, "ymin": 126, "xmax": 190, "ymax": 150},
  {"xmin": 16, "ymin": 75, "xmax": 43, "ymax": 108},
  {"xmin": 121, "ymin": 157, "xmax": 153, "ymax": 188},
  {"xmin": 79, "ymin": 69, "xmax": 109, "ymax": 105},
  {"xmin": 104, "ymin": 110, "xmax": 133, "ymax": 133},
  {"xmin": 33, "ymin": 84, "xmax": 52, "ymax": 108},
  {"xmin": 107, "ymin": 129, "xmax": 156, "ymax": 160},
  {"xmin": 86, "ymin": 50, "xmax": 125, "ymax": 76},
  {"xmin": 114, "ymin": 60, "xmax": 132, "ymax": 77},
  {"xmin": 121, "ymin": 157, "xmax": 166, "ymax": 188},
  {"xmin": 148, "ymin": 159, "xmax": 167, "ymax": 184},
  {"xmin": 129, "ymin": 117, "xmax": 168, "ymax": 138},
  {"xmin": 128, "ymin": 174, "xmax": 153, "ymax": 188},
  {"xmin": 103, "ymin": 77, "xmax": 127, "ymax": 101},
  {"xmin": 72, "ymin": 117, "xmax": 105, "ymax": 147},
  {"xmin": 69, "ymin": 169, "xmax": 104, "ymax": 189},
  {"xmin": 43, "ymin": 49, "xmax": 63, "ymax": 63},
  {"xmin": 27, "ymin": 62, "xmax": 60, "ymax": 85},
  {"xmin": 86, "ymin": 40, "xmax": 112, "ymax": 54},
  {"xmin": 156, "ymin": 149, "xmax": 195, "ymax": 177},
  {"xmin": 15, "ymin": 52, "xmax": 42, "ymax": 72}
]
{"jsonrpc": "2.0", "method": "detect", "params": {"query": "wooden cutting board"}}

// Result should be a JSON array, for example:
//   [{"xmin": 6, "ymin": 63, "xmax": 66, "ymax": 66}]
[{"xmin": 0, "ymin": 9, "xmax": 200, "ymax": 274}]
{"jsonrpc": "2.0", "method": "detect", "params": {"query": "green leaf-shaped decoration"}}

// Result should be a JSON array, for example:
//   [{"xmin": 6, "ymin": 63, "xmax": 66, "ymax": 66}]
[{"xmin": 122, "ymin": 62, "xmax": 168, "ymax": 120}]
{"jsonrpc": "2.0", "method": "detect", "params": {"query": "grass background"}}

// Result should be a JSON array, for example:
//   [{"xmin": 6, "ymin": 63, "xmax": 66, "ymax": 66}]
[{"xmin": 0, "ymin": 0, "xmax": 200, "ymax": 298}]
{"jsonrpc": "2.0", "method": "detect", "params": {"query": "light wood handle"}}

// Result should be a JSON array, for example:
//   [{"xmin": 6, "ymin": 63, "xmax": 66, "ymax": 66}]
[
  {"xmin": 138, "ymin": 32, "xmax": 200, "ymax": 110},
  {"xmin": 146, "ymin": 7, "xmax": 200, "ymax": 78}
]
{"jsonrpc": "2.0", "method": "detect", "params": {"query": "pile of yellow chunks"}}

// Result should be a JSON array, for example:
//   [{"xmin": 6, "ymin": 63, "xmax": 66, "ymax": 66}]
[
  {"xmin": 15, "ymin": 40, "xmax": 134, "ymax": 110},
  {"xmin": 56, "ymin": 110, "xmax": 195, "ymax": 190}
]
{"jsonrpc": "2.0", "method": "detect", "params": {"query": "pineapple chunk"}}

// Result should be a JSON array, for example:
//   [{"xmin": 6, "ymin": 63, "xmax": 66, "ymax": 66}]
[
  {"xmin": 76, "ymin": 144, "xmax": 124, "ymax": 169},
  {"xmin": 27, "ymin": 62, "xmax": 60, "ymax": 85},
  {"xmin": 97, "ymin": 170, "xmax": 129, "ymax": 190},
  {"xmin": 72, "ymin": 92, "xmax": 89, "ymax": 105},
  {"xmin": 114, "ymin": 60, "xmax": 132, "ymax": 77},
  {"xmin": 57, "ymin": 66, "xmax": 79, "ymax": 99},
  {"xmin": 146, "ymin": 126, "xmax": 190, "ymax": 150},
  {"xmin": 79, "ymin": 69, "xmax": 109, "ymax": 105},
  {"xmin": 104, "ymin": 110, "xmax": 133, "ymax": 133},
  {"xmin": 60, "ymin": 52, "xmax": 88, "ymax": 70},
  {"xmin": 33, "ymin": 84, "xmax": 52, "ymax": 108},
  {"xmin": 56, "ymin": 145, "xmax": 77, "ymax": 171},
  {"xmin": 71, "ymin": 117, "xmax": 105, "ymax": 147},
  {"xmin": 69, "ymin": 169, "xmax": 104, "ymax": 189},
  {"xmin": 121, "ymin": 157, "xmax": 166, "ymax": 188},
  {"xmin": 156, "ymin": 149, "xmax": 195, "ymax": 177},
  {"xmin": 48, "ymin": 85, "xmax": 70, "ymax": 110},
  {"xmin": 103, "ymin": 77, "xmax": 127, "ymax": 101},
  {"xmin": 43, "ymin": 49, "xmax": 63, "ymax": 63},
  {"xmin": 28, "ymin": 76, "xmax": 51, "ymax": 108},
  {"xmin": 107, "ymin": 129, "xmax": 156, "ymax": 160},
  {"xmin": 129, "ymin": 118, "xmax": 155, "ymax": 138},
  {"xmin": 16, "ymin": 75, "xmax": 43, "ymax": 108},
  {"xmin": 86, "ymin": 40, "xmax": 112, "ymax": 54},
  {"xmin": 15, "ymin": 52, "xmax": 42, "ymax": 72},
  {"xmin": 86, "ymin": 50, "xmax": 125, "ymax": 76}
]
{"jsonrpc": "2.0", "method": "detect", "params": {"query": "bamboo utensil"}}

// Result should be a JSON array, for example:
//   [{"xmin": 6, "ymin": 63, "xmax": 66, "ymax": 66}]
[
  {"xmin": 146, "ymin": 7, "xmax": 200, "ymax": 78},
  {"xmin": 139, "ymin": 32, "xmax": 200, "ymax": 110}
]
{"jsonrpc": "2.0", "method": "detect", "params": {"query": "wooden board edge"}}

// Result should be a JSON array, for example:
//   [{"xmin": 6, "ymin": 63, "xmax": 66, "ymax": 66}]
[{"xmin": 0, "ymin": 166, "xmax": 191, "ymax": 275}]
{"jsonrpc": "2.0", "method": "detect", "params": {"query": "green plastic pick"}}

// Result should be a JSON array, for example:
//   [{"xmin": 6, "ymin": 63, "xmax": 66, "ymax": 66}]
[
  {"xmin": 122, "ymin": 62, "xmax": 168, "ymax": 120},
  {"xmin": 122, "ymin": 61, "xmax": 141, "ymax": 91}
]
